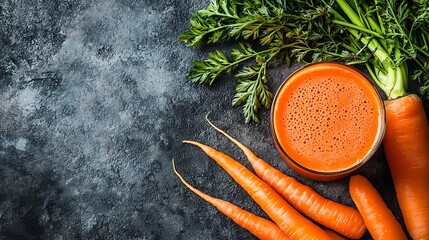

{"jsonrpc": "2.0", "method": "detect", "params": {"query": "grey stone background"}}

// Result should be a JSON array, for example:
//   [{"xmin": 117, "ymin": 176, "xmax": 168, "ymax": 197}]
[{"xmin": 0, "ymin": 1, "xmax": 427, "ymax": 239}]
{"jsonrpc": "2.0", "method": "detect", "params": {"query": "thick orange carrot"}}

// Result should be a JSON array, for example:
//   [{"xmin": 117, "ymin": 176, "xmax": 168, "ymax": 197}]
[
  {"xmin": 383, "ymin": 94, "xmax": 429, "ymax": 240},
  {"xmin": 205, "ymin": 116, "xmax": 366, "ymax": 239},
  {"xmin": 183, "ymin": 140, "xmax": 332, "ymax": 240},
  {"xmin": 349, "ymin": 175, "xmax": 408, "ymax": 240},
  {"xmin": 172, "ymin": 159, "xmax": 290, "ymax": 240}
]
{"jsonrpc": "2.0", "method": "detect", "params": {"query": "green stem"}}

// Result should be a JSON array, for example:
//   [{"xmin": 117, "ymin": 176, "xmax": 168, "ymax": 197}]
[
  {"xmin": 373, "ymin": 63, "xmax": 407, "ymax": 99},
  {"xmin": 335, "ymin": 0, "xmax": 365, "ymax": 27},
  {"xmin": 204, "ymin": 11, "xmax": 240, "ymax": 20},
  {"xmin": 374, "ymin": 0, "xmax": 386, "ymax": 35},
  {"xmin": 415, "ymin": 45, "xmax": 429, "ymax": 59},
  {"xmin": 332, "ymin": 19, "xmax": 383, "ymax": 38},
  {"xmin": 230, "ymin": 44, "xmax": 289, "ymax": 71},
  {"xmin": 333, "ymin": 0, "xmax": 408, "ymax": 99}
]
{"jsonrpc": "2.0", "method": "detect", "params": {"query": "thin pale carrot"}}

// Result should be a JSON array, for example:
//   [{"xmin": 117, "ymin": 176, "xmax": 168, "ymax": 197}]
[
  {"xmin": 349, "ymin": 175, "xmax": 408, "ymax": 240},
  {"xmin": 172, "ymin": 159, "xmax": 290, "ymax": 240},
  {"xmin": 383, "ymin": 94, "xmax": 429, "ymax": 240},
  {"xmin": 183, "ymin": 140, "xmax": 332, "ymax": 240},
  {"xmin": 205, "ymin": 116, "xmax": 366, "ymax": 239}
]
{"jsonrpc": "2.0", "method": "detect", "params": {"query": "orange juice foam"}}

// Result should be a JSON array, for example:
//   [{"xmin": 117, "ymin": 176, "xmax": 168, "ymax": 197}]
[{"xmin": 272, "ymin": 63, "xmax": 384, "ymax": 175}]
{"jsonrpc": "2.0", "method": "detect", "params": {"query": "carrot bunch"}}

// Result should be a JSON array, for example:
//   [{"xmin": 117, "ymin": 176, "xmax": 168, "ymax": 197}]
[
  {"xmin": 172, "ymin": 159, "xmax": 290, "ymax": 240},
  {"xmin": 205, "ymin": 117, "xmax": 366, "ymax": 239},
  {"xmin": 174, "ymin": 117, "xmax": 368, "ymax": 239}
]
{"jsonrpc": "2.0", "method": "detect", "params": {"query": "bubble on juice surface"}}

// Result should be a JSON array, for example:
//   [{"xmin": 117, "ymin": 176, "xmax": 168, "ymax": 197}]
[{"xmin": 282, "ymin": 76, "xmax": 377, "ymax": 169}]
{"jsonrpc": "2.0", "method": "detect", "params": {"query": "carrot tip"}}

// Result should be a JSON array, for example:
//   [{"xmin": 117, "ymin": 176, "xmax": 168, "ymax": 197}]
[
  {"xmin": 205, "ymin": 114, "xmax": 226, "ymax": 135},
  {"xmin": 172, "ymin": 158, "xmax": 178, "ymax": 174},
  {"xmin": 182, "ymin": 140, "xmax": 196, "ymax": 144},
  {"xmin": 204, "ymin": 112, "xmax": 211, "ymax": 121}
]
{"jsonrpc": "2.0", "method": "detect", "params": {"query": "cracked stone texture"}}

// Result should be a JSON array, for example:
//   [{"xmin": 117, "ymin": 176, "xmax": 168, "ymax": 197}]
[{"xmin": 0, "ymin": 1, "xmax": 427, "ymax": 239}]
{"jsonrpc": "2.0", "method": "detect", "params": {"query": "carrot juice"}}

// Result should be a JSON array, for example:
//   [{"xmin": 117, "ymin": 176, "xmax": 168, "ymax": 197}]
[{"xmin": 271, "ymin": 62, "xmax": 385, "ymax": 181}]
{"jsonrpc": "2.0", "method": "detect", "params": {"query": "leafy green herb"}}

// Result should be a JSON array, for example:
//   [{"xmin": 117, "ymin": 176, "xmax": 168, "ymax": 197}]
[
  {"xmin": 180, "ymin": 0, "xmax": 291, "ymax": 123},
  {"xmin": 180, "ymin": 0, "xmax": 429, "ymax": 123}
]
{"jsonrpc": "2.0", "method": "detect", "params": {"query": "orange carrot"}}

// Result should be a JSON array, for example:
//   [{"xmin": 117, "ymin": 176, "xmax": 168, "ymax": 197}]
[
  {"xmin": 324, "ymin": 229, "xmax": 347, "ymax": 240},
  {"xmin": 183, "ymin": 140, "xmax": 332, "ymax": 240},
  {"xmin": 349, "ymin": 175, "xmax": 408, "ymax": 240},
  {"xmin": 205, "ymin": 116, "xmax": 366, "ymax": 239},
  {"xmin": 172, "ymin": 159, "xmax": 290, "ymax": 240},
  {"xmin": 383, "ymin": 94, "xmax": 429, "ymax": 240}
]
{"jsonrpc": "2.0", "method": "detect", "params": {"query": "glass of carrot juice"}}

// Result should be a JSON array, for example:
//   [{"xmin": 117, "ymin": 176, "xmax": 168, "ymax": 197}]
[{"xmin": 270, "ymin": 62, "xmax": 386, "ymax": 181}]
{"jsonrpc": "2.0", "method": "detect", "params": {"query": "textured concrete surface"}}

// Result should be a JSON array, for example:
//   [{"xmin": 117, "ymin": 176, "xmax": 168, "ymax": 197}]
[{"xmin": 0, "ymin": 1, "xmax": 427, "ymax": 239}]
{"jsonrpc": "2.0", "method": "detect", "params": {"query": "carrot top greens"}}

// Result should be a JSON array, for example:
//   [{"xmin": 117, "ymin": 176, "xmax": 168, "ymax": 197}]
[{"xmin": 179, "ymin": 0, "xmax": 429, "ymax": 123}]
